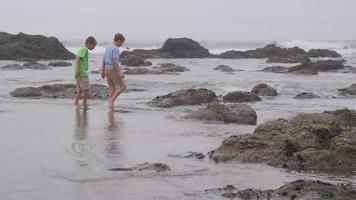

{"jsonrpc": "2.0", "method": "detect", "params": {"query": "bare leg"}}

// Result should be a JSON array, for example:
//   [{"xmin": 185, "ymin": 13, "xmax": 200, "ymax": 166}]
[
  {"xmin": 109, "ymin": 84, "xmax": 127, "ymax": 104},
  {"xmin": 75, "ymin": 89, "xmax": 82, "ymax": 105},
  {"xmin": 82, "ymin": 90, "xmax": 89, "ymax": 108}
]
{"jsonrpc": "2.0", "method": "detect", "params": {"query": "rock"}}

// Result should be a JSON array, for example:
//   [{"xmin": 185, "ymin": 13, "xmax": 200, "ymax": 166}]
[
  {"xmin": 262, "ymin": 60, "xmax": 346, "ymax": 75},
  {"xmin": 124, "ymin": 68, "xmax": 162, "ymax": 75},
  {"xmin": 120, "ymin": 54, "xmax": 152, "ymax": 66},
  {"xmin": 22, "ymin": 61, "xmax": 49, "ymax": 70},
  {"xmin": 223, "ymin": 91, "xmax": 262, "ymax": 103},
  {"xmin": 1, "ymin": 61, "xmax": 51, "ymax": 70},
  {"xmin": 251, "ymin": 83, "xmax": 278, "ymax": 96},
  {"xmin": 161, "ymin": 38, "xmax": 211, "ymax": 58},
  {"xmin": 10, "ymin": 84, "xmax": 108, "ymax": 99},
  {"xmin": 184, "ymin": 152, "xmax": 206, "ymax": 159},
  {"xmin": 211, "ymin": 180, "xmax": 356, "ymax": 200},
  {"xmin": 187, "ymin": 102, "xmax": 257, "ymax": 125},
  {"xmin": 0, "ymin": 32, "xmax": 75, "ymax": 60},
  {"xmin": 261, "ymin": 66, "xmax": 289, "ymax": 73},
  {"xmin": 218, "ymin": 44, "xmax": 307, "ymax": 63},
  {"xmin": 109, "ymin": 162, "xmax": 171, "ymax": 172},
  {"xmin": 214, "ymin": 65, "xmax": 235, "ymax": 72},
  {"xmin": 338, "ymin": 83, "xmax": 356, "ymax": 95},
  {"xmin": 288, "ymin": 60, "xmax": 345, "ymax": 75},
  {"xmin": 153, "ymin": 63, "xmax": 189, "ymax": 72},
  {"xmin": 211, "ymin": 108, "xmax": 356, "ymax": 172},
  {"xmin": 48, "ymin": 61, "xmax": 72, "ymax": 67},
  {"xmin": 307, "ymin": 49, "xmax": 341, "ymax": 58},
  {"xmin": 151, "ymin": 88, "xmax": 217, "ymax": 108},
  {"xmin": 294, "ymin": 92, "xmax": 320, "ymax": 99},
  {"xmin": 1, "ymin": 64, "xmax": 24, "ymax": 70},
  {"xmin": 120, "ymin": 38, "xmax": 212, "ymax": 60},
  {"xmin": 266, "ymin": 54, "xmax": 311, "ymax": 64}
]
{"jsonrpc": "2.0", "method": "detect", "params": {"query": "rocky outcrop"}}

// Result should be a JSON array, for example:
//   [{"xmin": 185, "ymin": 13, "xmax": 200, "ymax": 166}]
[
  {"xmin": 10, "ymin": 84, "xmax": 108, "ymax": 99},
  {"xmin": 109, "ymin": 162, "xmax": 170, "ymax": 172},
  {"xmin": 214, "ymin": 65, "xmax": 235, "ymax": 72},
  {"xmin": 338, "ymin": 84, "xmax": 356, "ymax": 96},
  {"xmin": 120, "ymin": 38, "xmax": 212, "ymax": 60},
  {"xmin": 0, "ymin": 32, "xmax": 75, "ymax": 60},
  {"xmin": 223, "ymin": 91, "xmax": 262, "ymax": 103},
  {"xmin": 288, "ymin": 60, "xmax": 345, "ymax": 75},
  {"xmin": 261, "ymin": 66, "xmax": 289, "ymax": 73},
  {"xmin": 218, "ymin": 44, "xmax": 308, "ymax": 63},
  {"xmin": 2, "ymin": 62, "xmax": 50, "ymax": 70},
  {"xmin": 262, "ymin": 60, "xmax": 346, "ymax": 75},
  {"xmin": 124, "ymin": 67, "xmax": 162, "ymax": 75},
  {"xmin": 124, "ymin": 63, "xmax": 188, "ymax": 75},
  {"xmin": 208, "ymin": 180, "xmax": 356, "ymax": 200},
  {"xmin": 151, "ymin": 89, "xmax": 217, "ymax": 108},
  {"xmin": 294, "ymin": 92, "xmax": 320, "ymax": 99},
  {"xmin": 307, "ymin": 49, "xmax": 341, "ymax": 58},
  {"xmin": 120, "ymin": 54, "xmax": 152, "ymax": 66},
  {"xmin": 160, "ymin": 38, "xmax": 211, "ymax": 58},
  {"xmin": 251, "ymin": 83, "xmax": 278, "ymax": 96},
  {"xmin": 211, "ymin": 108, "xmax": 356, "ymax": 172},
  {"xmin": 187, "ymin": 102, "xmax": 257, "ymax": 125},
  {"xmin": 153, "ymin": 63, "xmax": 189, "ymax": 73},
  {"xmin": 48, "ymin": 61, "xmax": 72, "ymax": 67}
]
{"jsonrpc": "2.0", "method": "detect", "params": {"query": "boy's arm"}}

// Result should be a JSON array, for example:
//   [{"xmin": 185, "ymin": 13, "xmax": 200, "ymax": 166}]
[
  {"xmin": 113, "ymin": 59, "xmax": 125, "ymax": 79},
  {"xmin": 101, "ymin": 58, "xmax": 106, "ymax": 79},
  {"xmin": 75, "ymin": 56, "xmax": 81, "ymax": 77}
]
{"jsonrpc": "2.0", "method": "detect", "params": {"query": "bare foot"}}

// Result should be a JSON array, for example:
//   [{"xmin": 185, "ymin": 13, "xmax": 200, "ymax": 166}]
[{"xmin": 108, "ymin": 100, "xmax": 114, "ymax": 109}]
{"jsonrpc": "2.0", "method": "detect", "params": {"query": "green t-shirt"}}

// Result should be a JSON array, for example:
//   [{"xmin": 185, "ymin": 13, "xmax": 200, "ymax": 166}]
[{"xmin": 75, "ymin": 47, "xmax": 89, "ymax": 77}]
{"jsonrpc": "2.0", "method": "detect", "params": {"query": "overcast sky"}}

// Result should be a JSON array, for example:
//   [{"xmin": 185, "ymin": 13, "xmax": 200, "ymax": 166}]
[{"xmin": 0, "ymin": 0, "xmax": 355, "ymax": 41}]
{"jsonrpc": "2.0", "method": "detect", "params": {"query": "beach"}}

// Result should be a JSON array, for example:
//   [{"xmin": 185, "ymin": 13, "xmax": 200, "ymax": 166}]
[{"xmin": 0, "ymin": 39, "xmax": 356, "ymax": 199}]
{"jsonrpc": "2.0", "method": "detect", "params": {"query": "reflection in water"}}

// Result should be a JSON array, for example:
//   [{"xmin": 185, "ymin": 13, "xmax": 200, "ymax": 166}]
[
  {"xmin": 67, "ymin": 108, "xmax": 90, "ymax": 167},
  {"xmin": 105, "ymin": 110, "xmax": 122, "ymax": 161},
  {"xmin": 75, "ymin": 108, "xmax": 88, "ymax": 141}
]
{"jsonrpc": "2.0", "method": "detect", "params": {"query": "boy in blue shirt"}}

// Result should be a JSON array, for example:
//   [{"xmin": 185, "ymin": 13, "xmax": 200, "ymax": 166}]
[{"xmin": 101, "ymin": 33, "xmax": 127, "ymax": 108}]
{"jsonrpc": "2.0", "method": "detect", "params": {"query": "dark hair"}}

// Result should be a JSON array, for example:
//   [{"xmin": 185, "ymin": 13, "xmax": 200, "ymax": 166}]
[
  {"xmin": 114, "ymin": 33, "xmax": 125, "ymax": 42},
  {"xmin": 85, "ymin": 36, "xmax": 97, "ymax": 45}
]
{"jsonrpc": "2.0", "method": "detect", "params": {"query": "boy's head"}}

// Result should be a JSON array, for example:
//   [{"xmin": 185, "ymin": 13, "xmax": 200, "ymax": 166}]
[
  {"xmin": 85, "ymin": 36, "xmax": 97, "ymax": 50},
  {"xmin": 113, "ymin": 33, "xmax": 125, "ymax": 47}
]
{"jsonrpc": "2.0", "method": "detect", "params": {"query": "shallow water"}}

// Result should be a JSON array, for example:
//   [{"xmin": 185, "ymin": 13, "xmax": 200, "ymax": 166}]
[{"xmin": 0, "ymin": 47, "xmax": 356, "ymax": 199}]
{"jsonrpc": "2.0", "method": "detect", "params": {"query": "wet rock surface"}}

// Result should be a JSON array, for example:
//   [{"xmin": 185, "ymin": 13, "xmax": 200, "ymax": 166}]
[
  {"xmin": 223, "ymin": 91, "xmax": 262, "ymax": 103},
  {"xmin": 10, "ymin": 84, "xmax": 108, "ymax": 99},
  {"xmin": 338, "ymin": 84, "xmax": 356, "ymax": 96},
  {"xmin": 187, "ymin": 102, "xmax": 257, "ymax": 125},
  {"xmin": 261, "ymin": 66, "xmax": 289, "ymax": 73},
  {"xmin": 251, "ymin": 83, "xmax": 278, "ymax": 96},
  {"xmin": 47, "ymin": 61, "xmax": 72, "ymax": 67},
  {"xmin": 218, "ymin": 44, "xmax": 307, "ymax": 63},
  {"xmin": 153, "ymin": 63, "xmax": 189, "ymax": 73},
  {"xmin": 207, "ymin": 180, "xmax": 356, "ymax": 200},
  {"xmin": 151, "ymin": 88, "xmax": 217, "ymax": 108},
  {"xmin": 288, "ymin": 60, "xmax": 345, "ymax": 75},
  {"xmin": 121, "ymin": 54, "xmax": 152, "ymax": 66},
  {"xmin": 307, "ymin": 49, "xmax": 342, "ymax": 58},
  {"xmin": 211, "ymin": 108, "xmax": 356, "ymax": 172},
  {"xmin": 214, "ymin": 65, "xmax": 235, "ymax": 72},
  {"xmin": 0, "ymin": 32, "xmax": 75, "ymax": 60},
  {"xmin": 294, "ymin": 92, "xmax": 321, "ymax": 99},
  {"xmin": 109, "ymin": 162, "xmax": 171, "ymax": 172},
  {"xmin": 261, "ymin": 60, "xmax": 346, "ymax": 75},
  {"xmin": 120, "ymin": 38, "xmax": 212, "ymax": 61}
]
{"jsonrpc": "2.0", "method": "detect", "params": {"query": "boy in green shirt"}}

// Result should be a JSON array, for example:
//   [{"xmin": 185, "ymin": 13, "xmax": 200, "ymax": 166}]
[{"xmin": 74, "ymin": 36, "xmax": 97, "ymax": 107}]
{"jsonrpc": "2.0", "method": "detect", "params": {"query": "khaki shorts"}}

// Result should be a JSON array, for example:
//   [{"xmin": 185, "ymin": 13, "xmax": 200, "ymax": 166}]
[
  {"xmin": 76, "ymin": 76, "xmax": 90, "ymax": 91},
  {"xmin": 106, "ymin": 69, "xmax": 123, "ymax": 89}
]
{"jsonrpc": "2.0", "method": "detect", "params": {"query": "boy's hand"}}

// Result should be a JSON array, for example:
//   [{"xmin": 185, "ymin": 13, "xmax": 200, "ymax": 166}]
[
  {"xmin": 101, "ymin": 70, "xmax": 106, "ymax": 79},
  {"xmin": 119, "ymin": 71, "xmax": 125, "ymax": 79}
]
